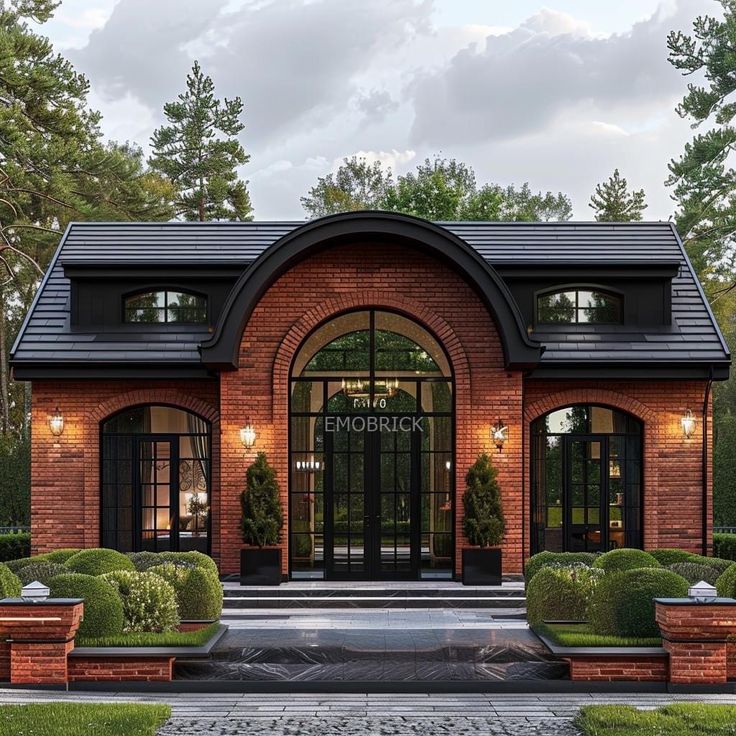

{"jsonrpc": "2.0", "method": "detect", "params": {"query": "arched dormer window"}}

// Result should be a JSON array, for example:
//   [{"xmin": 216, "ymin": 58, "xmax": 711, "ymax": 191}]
[
  {"xmin": 124, "ymin": 289, "xmax": 207, "ymax": 324},
  {"xmin": 536, "ymin": 288, "xmax": 622, "ymax": 325}
]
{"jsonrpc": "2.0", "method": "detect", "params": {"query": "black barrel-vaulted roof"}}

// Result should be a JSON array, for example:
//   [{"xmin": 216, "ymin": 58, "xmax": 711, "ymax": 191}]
[{"xmin": 10, "ymin": 217, "xmax": 730, "ymax": 380}]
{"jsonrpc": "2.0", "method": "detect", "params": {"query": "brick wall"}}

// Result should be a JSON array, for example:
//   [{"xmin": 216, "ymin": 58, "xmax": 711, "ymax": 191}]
[
  {"xmin": 28, "ymin": 239, "xmax": 712, "ymax": 576},
  {"xmin": 565, "ymin": 655, "xmax": 668, "ymax": 682},
  {"xmin": 67, "ymin": 656, "xmax": 174, "ymax": 682}
]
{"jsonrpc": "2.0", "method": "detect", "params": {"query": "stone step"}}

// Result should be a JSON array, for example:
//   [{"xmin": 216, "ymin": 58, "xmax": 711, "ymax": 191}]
[
  {"xmin": 222, "ymin": 595, "xmax": 526, "ymax": 609},
  {"xmin": 223, "ymin": 587, "xmax": 523, "ymax": 599}
]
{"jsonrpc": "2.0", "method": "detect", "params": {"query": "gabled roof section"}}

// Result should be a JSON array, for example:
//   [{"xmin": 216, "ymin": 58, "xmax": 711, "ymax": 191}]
[{"xmin": 10, "ymin": 218, "xmax": 730, "ymax": 380}]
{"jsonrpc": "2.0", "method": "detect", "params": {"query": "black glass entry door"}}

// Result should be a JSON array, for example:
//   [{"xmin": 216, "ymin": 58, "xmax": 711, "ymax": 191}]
[
  {"xmin": 564, "ymin": 436, "xmax": 606, "ymax": 553},
  {"xmin": 325, "ymin": 418, "xmax": 420, "ymax": 580}
]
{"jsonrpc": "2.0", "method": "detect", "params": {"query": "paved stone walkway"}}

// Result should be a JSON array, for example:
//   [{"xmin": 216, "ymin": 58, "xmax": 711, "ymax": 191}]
[{"xmin": 3, "ymin": 690, "xmax": 736, "ymax": 735}]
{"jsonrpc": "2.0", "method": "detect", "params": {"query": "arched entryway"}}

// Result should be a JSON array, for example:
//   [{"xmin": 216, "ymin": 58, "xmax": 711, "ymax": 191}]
[
  {"xmin": 101, "ymin": 405, "xmax": 211, "ymax": 554},
  {"xmin": 289, "ymin": 309, "xmax": 454, "ymax": 580},
  {"xmin": 530, "ymin": 404, "xmax": 643, "ymax": 554}
]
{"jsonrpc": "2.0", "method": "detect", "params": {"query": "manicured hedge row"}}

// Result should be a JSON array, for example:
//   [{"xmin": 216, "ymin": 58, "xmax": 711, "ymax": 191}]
[
  {"xmin": 0, "ymin": 532, "xmax": 30, "ymax": 562},
  {"xmin": 714, "ymin": 533, "xmax": 736, "ymax": 561}
]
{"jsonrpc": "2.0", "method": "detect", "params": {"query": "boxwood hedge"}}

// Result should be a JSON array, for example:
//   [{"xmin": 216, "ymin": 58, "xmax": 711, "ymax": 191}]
[
  {"xmin": 526, "ymin": 564, "xmax": 604, "ymax": 626},
  {"xmin": 649, "ymin": 549, "xmax": 696, "ymax": 567},
  {"xmin": 0, "ymin": 562, "xmax": 21, "ymax": 598},
  {"xmin": 588, "ymin": 567, "xmax": 688, "ymax": 638},
  {"xmin": 17, "ymin": 561, "xmax": 68, "ymax": 586},
  {"xmin": 48, "ymin": 573, "xmax": 124, "ymax": 638},
  {"xmin": 0, "ymin": 532, "xmax": 30, "ymax": 562},
  {"xmin": 592, "ymin": 549, "xmax": 661, "ymax": 574},
  {"xmin": 65, "ymin": 548, "xmax": 135, "ymax": 576},
  {"xmin": 524, "ymin": 552, "xmax": 598, "ymax": 582}
]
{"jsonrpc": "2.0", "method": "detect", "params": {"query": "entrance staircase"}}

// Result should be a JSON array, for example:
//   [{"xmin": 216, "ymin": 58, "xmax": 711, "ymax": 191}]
[{"xmin": 174, "ymin": 581, "xmax": 569, "ymax": 685}]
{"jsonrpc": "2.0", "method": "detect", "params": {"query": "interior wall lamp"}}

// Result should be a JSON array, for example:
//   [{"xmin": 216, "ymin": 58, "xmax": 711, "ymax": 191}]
[
  {"xmin": 491, "ymin": 418, "xmax": 508, "ymax": 452},
  {"xmin": 240, "ymin": 418, "xmax": 256, "ymax": 449},
  {"xmin": 48, "ymin": 407, "xmax": 64, "ymax": 437},
  {"xmin": 681, "ymin": 409, "xmax": 696, "ymax": 439}
]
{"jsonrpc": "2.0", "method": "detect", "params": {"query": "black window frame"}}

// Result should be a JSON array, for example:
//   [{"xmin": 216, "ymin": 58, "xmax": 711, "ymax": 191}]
[
  {"xmin": 535, "ymin": 286, "xmax": 623, "ymax": 326},
  {"xmin": 122, "ymin": 288, "xmax": 208, "ymax": 325}
]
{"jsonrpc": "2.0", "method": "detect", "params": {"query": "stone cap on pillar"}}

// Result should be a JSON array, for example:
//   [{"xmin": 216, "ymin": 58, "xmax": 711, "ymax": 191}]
[
  {"xmin": 0, "ymin": 598, "xmax": 83, "ymax": 605},
  {"xmin": 654, "ymin": 597, "xmax": 736, "ymax": 605}
]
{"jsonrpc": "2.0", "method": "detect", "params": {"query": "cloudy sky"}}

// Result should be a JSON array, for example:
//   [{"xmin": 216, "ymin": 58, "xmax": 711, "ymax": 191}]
[{"xmin": 37, "ymin": 0, "xmax": 719, "ymax": 219}]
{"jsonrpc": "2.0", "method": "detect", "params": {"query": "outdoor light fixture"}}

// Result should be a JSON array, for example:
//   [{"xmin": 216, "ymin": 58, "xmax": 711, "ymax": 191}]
[
  {"xmin": 341, "ymin": 378, "xmax": 399, "ymax": 399},
  {"xmin": 491, "ymin": 418, "xmax": 508, "ymax": 452},
  {"xmin": 21, "ymin": 580, "xmax": 50, "ymax": 603},
  {"xmin": 48, "ymin": 407, "xmax": 64, "ymax": 437},
  {"xmin": 688, "ymin": 580, "xmax": 718, "ymax": 602},
  {"xmin": 240, "ymin": 419, "xmax": 256, "ymax": 449},
  {"xmin": 681, "ymin": 409, "xmax": 696, "ymax": 439}
]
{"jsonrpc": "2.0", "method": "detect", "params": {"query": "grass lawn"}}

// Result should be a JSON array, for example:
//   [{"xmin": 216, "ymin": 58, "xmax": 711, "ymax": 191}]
[
  {"xmin": 534, "ymin": 622, "xmax": 661, "ymax": 648},
  {"xmin": 576, "ymin": 703, "xmax": 736, "ymax": 735},
  {"xmin": 77, "ymin": 621, "xmax": 220, "ymax": 648},
  {"xmin": 0, "ymin": 703, "xmax": 171, "ymax": 736}
]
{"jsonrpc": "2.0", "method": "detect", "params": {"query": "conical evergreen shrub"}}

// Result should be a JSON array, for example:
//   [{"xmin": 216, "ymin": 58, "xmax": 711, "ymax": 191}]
[
  {"xmin": 241, "ymin": 452, "xmax": 283, "ymax": 548},
  {"xmin": 462, "ymin": 453, "xmax": 505, "ymax": 548}
]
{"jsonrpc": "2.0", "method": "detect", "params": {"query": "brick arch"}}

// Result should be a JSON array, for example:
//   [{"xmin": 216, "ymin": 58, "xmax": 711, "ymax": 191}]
[
  {"xmin": 90, "ymin": 389, "xmax": 219, "ymax": 425},
  {"xmin": 523, "ymin": 388, "xmax": 656, "ymax": 425}
]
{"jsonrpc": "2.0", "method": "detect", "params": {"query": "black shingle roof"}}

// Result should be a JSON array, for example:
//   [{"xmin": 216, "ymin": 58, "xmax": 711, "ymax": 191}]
[{"xmin": 10, "ymin": 220, "xmax": 730, "ymax": 373}]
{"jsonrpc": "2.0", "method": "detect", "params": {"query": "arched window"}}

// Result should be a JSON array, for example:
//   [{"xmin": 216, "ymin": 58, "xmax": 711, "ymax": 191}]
[
  {"xmin": 537, "ymin": 288, "xmax": 622, "ymax": 324},
  {"xmin": 123, "ymin": 289, "xmax": 207, "ymax": 324},
  {"xmin": 531, "ymin": 405, "xmax": 642, "ymax": 554},
  {"xmin": 101, "ymin": 405, "xmax": 210, "ymax": 553}
]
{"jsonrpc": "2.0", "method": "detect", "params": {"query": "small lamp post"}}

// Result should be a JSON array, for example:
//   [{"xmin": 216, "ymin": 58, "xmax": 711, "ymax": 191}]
[
  {"xmin": 688, "ymin": 580, "xmax": 717, "ymax": 603},
  {"xmin": 21, "ymin": 581, "xmax": 50, "ymax": 603}
]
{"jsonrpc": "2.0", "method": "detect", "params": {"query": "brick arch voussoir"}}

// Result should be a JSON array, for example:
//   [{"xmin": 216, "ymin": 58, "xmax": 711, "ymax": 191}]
[
  {"xmin": 90, "ymin": 389, "xmax": 219, "ymax": 425},
  {"xmin": 523, "ymin": 388, "xmax": 655, "ymax": 426},
  {"xmin": 271, "ymin": 292, "xmax": 472, "ymax": 399}
]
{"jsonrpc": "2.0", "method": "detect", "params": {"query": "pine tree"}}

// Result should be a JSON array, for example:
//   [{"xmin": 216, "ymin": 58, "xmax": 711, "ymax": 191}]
[
  {"xmin": 241, "ymin": 452, "xmax": 283, "ymax": 548},
  {"xmin": 462, "ymin": 454, "xmax": 505, "ymax": 548},
  {"xmin": 589, "ymin": 169, "xmax": 647, "ymax": 221},
  {"xmin": 150, "ymin": 61, "xmax": 252, "ymax": 221}
]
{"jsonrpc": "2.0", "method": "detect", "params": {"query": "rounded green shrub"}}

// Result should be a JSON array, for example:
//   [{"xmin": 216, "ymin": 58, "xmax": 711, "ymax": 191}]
[
  {"xmin": 127, "ymin": 551, "xmax": 162, "ymax": 572},
  {"xmin": 668, "ymin": 562, "xmax": 720, "ymax": 586},
  {"xmin": 592, "ymin": 548, "xmax": 661, "ymax": 574},
  {"xmin": 589, "ymin": 568, "xmax": 688, "ymax": 637},
  {"xmin": 17, "ymin": 561, "xmax": 68, "ymax": 586},
  {"xmin": 158, "ymin": 551, "xmax": 218, "ymax": 577},
  {"xmin": 48, "ymin": 573, "xmax": 124, "ymax": 638},
  {"xmin": 715, "ymin": 563, "xmax": 736, "ymax": 598},
  {"xmin": 687, "ymin": 555, "xmax": 733, "ymax": 576},
  {"xmin": 649, "ymin": 549, "xmax": 696, "ymax": 567},
  {"xmin": 526, "ymin": 563, "xmax": 605, "ymax": 626},
  {"xmin": 4, "ymin": 556, "xmax": 36, "ymax": 574},
  {"xmin": 101, "ymin": 570, "xmax": 179, "ymax": 633},
  {"xmin": 149, "ymin": 563, "xmax": 222, "ymax": 620},
  {"xmin": 44, "ymin": 548, "xmax": 82, "ymax": 564},
  {"xmin": 65, "ymin": 548, "xmax": 135, "ymax": 576},
  {"xmin": 524, "ymin": 552, "xmax": 598, "ymax": 582},
  {"xmin": 0, "ymin": 562, "xmax": 21, "ymax": 598}
]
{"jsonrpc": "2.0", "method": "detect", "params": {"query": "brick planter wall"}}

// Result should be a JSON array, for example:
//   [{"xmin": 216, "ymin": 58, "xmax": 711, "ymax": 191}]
[
  {"xmin": 68, "ymin": 656, "xmax": 174, "ymax": 682},
  {"xmin": 565, "ymin": 654, "xmax": 668, "ymax": 682},
  {"xmin": 0, "ymin": 600, "xmax": 83, "ymax": 685},
  {"xmin": 655, "ymin": 599, "xmax": 736, "ymax": 685}
]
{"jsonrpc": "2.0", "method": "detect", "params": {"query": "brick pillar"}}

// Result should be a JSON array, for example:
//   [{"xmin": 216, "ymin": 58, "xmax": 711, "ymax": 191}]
[
  {"xmin": 0, "ymin": 599, "xmax": 83, "ymax": 685},
  {"xmin": 655, "ymin": 598, "xmax": 736, "ymax": 685}
]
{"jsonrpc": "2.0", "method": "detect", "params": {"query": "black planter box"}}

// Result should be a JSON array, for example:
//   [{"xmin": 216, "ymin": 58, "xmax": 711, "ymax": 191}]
[
  {"xmin": 462, "ymin": 547, "xmax": 502, "ymax": 586},
  {"xmin": 240, "ymin": 548, "xmax": 282, "ymax": 586}
]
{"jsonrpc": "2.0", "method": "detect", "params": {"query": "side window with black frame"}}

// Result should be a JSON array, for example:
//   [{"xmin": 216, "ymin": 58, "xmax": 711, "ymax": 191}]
[
  {"xmin": 124, "ymin": 290, "xmax": 207, "ymax": 324},
  {"xmin": 537, "ymin": 288, "xmax": 621, "ymax": 325}
]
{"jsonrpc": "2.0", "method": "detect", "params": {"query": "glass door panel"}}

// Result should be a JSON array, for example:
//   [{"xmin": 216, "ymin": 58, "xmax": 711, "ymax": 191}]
[
  {"xmin": 137, "ymin": 436, "xmax": 176, "ymax": 552},
  {"xmin": 565, "ymin": 437, "xmax": 605, "ymax": 553}
]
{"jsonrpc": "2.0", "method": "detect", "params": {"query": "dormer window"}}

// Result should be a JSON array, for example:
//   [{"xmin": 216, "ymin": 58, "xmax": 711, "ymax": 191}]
[
  {"xmin": 124, "ymin": 290, "xmax": 207, "ymax": 324},
  {"xmin": 537, "ymin": 288, "xmax": 622, "ymax": 325}
]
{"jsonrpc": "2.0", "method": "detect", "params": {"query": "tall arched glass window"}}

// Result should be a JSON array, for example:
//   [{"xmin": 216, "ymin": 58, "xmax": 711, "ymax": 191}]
[
  {"xmin": 289, "ymin": 310, "xmax": 454, "ymax": 581},
  {"xmin": 531, "ymin": 405, "xmax": 642, "ymax": 554},
  {"xmin": 102, "ymin": 405, "xmax": 210, "ymax": 553}
]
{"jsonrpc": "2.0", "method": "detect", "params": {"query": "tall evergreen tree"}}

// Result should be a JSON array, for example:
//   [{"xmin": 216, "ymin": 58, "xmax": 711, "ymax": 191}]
[
  {"xmin": 150, "ymin": 61, "xmax": 252, "ymax": 221},
  {"xmin": 589, "ymin": 169, "xmax": 647, "ymax": 221}
]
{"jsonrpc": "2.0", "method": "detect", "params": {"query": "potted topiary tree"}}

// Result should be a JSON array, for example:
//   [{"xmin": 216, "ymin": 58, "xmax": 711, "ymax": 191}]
[
  {"xmin": 240, "ymin": 452, "xmax": 284, "ymax": 585},
  {"xmin": 462, "ymin": 453, "xmax": 505, "ymax": 585}
]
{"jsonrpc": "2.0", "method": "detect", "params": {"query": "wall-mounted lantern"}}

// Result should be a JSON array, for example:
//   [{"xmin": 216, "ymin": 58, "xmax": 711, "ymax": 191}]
[
  {"xmin": 681, "ymin": 409, "xmax": 696, "ymax": 439},
  {"xmin": 48, "ymin": 407, "xmax": 64, "ymax": 437},
  {"xmin": 491, "ymin": 418, "xmax": 508, "ymax": 452},
  {"xmin": 239, "ymin": 418, "xmax": 256, "ymax": 449}
]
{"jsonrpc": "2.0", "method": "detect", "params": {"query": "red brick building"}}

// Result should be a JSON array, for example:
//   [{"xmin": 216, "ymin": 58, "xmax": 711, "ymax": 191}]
[{"xmin": 10, "ymin": 213, "xmax": 731, "ymax": 579}]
